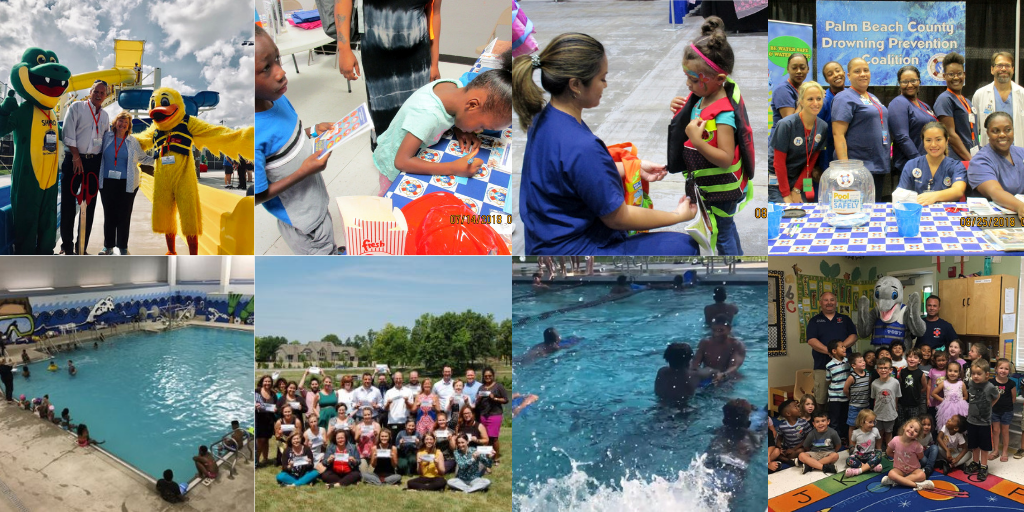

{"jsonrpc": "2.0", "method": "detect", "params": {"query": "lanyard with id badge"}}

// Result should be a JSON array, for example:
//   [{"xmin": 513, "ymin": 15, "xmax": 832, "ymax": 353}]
[
  {"xmin": 89, "ymin": 103, "xmax": 103, "ymax": 152},
  {"xmin": 863, "ymin": 94, "xmax": 888, "ymax": 146}
]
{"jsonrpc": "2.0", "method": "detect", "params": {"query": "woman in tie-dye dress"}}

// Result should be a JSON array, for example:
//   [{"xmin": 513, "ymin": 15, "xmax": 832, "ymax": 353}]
[{"xmin": 336, "ymin": 0, "xmax": 442, "ymax": 149}]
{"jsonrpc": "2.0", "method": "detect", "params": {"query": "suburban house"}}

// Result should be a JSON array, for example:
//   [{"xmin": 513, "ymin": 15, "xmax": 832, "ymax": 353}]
[{"xmin": 275, "ymin": 342, "xmax": 358, "ymax": 366}]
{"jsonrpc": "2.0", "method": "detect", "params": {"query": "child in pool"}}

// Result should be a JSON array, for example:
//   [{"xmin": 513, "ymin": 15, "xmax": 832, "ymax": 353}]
[
  {"xmin": 703, "ymin": 399, "xmax": 763, "ymax": 500},
  {"xmin": 21, "ymin": 365, "xmax": 29, "ymax": 379},
  {"xmin": 47, "ymin": 361, "xmax": 58, "ymax": 371},
  {"xmin": 654, "ymin": 342, "xmax": 714, "ymax": 406},
  {"xmin": 76, "ymin": 424, "xmax": 105, "ymax": 447},
  {"xmin": 67, "ymin": 360, "xmax": 76, "ymax": 376},
  {"xmin": 882, "ymin": 418, "xmax": 933, "ymax": 490}
]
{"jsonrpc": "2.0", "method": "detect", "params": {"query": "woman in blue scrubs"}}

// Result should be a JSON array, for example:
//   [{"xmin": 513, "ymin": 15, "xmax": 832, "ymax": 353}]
[
  {"xmin": 512, "ymin": 33, "xmax": 699, "ymax": 255},
  {"xmin": 831, "ymin": 58, "xmax": 893, "ymax": 199},
  {"xmin": 968, "ymin": 112, "xmax": 1024, "ymax": 218},
  {"xmin": 817, "ymin": 61, "xmax": 846, "ymax": 174},
  {"xmin": 770, "ymin": 53, "xmax": 809, "ymax": 143},
  {"xmin": 894, "ymin": 122, "xmax": 967, "ymax": 205},
  {"xmin": 889, "ymin": 65, "xmax": 938, "ymax": 175}
]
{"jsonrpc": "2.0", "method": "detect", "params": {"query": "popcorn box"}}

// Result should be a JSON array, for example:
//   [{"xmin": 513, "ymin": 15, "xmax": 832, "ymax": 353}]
[{"xmin": 336, "ymin": 196, "xmax": 408, "ymax": 255}]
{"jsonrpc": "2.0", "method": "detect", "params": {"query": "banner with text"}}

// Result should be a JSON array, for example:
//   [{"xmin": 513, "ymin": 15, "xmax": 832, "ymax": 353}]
[
  {"xmin": 769, "ymin": 20, "xmax": 814, "ymax": 128},
  {"xmin": 817, "ymin": 1, "xmax": 965, "ymax": 86}
]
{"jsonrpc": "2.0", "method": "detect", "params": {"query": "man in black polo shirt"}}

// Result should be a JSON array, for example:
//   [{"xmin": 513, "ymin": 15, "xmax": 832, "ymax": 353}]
[
  {"xmin": 914, "ymin": 295, "xmax": 958, "ymax": 352},
  {"xmin": 807, "ymin": 292, "xmax": 859, "ymax": 410}
]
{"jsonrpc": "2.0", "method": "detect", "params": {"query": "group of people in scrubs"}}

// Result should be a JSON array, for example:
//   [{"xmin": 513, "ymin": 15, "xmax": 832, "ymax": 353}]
[{"xmin": 769, "ymin": 50, "xmax": 1024, "ymax": 219}]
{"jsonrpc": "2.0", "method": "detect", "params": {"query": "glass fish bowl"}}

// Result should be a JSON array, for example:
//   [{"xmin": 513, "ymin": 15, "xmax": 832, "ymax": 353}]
[{"xmin": 818, "ymin": 159, "xmax": 875, "ymax": 227}]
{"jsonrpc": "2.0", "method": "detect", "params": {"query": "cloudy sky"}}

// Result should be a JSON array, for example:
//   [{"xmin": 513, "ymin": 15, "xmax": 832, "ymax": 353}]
[
  {"xmin": 257, "ymin": 257, "xmax": 512, "ymax": 342},
  {"xmin": 0, "ymin": 0, "xmax": 253, "ymax": 127}
]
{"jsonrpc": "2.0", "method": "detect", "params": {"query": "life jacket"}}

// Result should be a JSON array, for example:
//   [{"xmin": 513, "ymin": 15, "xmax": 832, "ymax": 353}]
[
  {"xmin": 607, "ymin": 142, "xmax": 652, "ymax": 236},
  {"xmin": 668, "ymin": 78, "xmax": 755, "ymax": 252},
  {"xmin": 154, "ymin": 114, "xmax": 194, "ymax": 157},
  {"xmin": 871, "ymin": 306, "xmax": 907, "ymax": 346}
]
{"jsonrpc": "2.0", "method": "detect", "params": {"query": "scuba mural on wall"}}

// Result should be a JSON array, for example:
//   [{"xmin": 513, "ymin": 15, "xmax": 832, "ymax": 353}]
[{"xmin": 0, "ymin": 289, "xmax": 254, "ymax": 343}]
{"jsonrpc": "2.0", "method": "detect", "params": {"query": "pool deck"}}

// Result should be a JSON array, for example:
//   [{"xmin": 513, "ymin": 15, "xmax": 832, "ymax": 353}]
[
  {"xmin": 0, "ymin": 401, "xmax": 254, "ymax": 512},
  {"xmin": 10, "ymin": 321, "xmax": 253, "ymax": 365},
  {"xmin": 511, "ymin": 260, "xmax": 768, "ymax": 285}
]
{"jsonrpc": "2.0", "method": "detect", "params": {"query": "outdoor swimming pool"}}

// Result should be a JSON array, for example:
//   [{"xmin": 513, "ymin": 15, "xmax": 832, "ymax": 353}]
[
  {"xmin": 510, "ymin": 284, "xmax": 768, "ymax": 512},
  {"xmin": 15, "ymin": 326, "xmax": 252, "ymax": 482}
]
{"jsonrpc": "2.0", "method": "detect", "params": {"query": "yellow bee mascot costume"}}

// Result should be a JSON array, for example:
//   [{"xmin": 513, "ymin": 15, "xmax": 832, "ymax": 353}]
[
  {"xmin": 136, "ymin": 87, "xmax": 253, "ymax": 254},
  {"xmin": 0, "ymin": 48, "xmax": 70, "ymax": 254}
]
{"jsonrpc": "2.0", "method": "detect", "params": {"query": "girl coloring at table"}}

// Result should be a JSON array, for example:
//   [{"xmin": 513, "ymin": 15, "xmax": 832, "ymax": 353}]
[{"xmin": 894, "ymin": 122, "xmax": 968, "ymax": 205}]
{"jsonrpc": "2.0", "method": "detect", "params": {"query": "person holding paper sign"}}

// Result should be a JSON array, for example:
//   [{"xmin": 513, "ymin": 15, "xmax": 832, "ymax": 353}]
[
  {"xmin": 407, "ymin": 432, "xmax": 447, "ymax": 491},
  {"xmin": 356, "ymin": 406, "xmax": 382, "ymax": 462},
  {"xmin": 276, "ymin": 382, "xmax": 307, "ymax": 426},
  {"xmin": 277, "ymin": 433, "xmax": 318, "ymax": 486},
  {"xmin": 384, "ymin": 372, "xmax": 414, "ymax": 439},
  {"xmin": 337, "ymin": 375, "xmax": 356, "ymax": 414},
  {"xmin": 319, "ymin": 430, "xmax": 362, "ymax": 487},
  {"xmin": 456, "ymin": 406, "xmax": 489, "ymax": 448},
  {"xmin": 273, "ymin": 406, "xmax": 303, "ymax": 466},
  {"xmin": 396, "ymin": 419, "xmax": 422, "ymax": 475},
  {"xmin": 434, "ymin": 366, "xmax": 456, "ymax": 416},
  {"xmin": 769, "ymin": 81, "xmax": 827, "ymax": 204},
  {"xmin": 254, "ymin": 25, "xmax": 336, "ymax": 255},
  {"xmin": 893, "ymin": 122, "xmax": 967, "ymax": 205},
  {"xmin": 434, "ymin": 411, "xmax": 457, "ymax": 474},
  {"xmin": 255, "ymin": 375, "xmax": 277, "ymax": 467},
  {"xmin": 449, "ymin": 380, "xmax": 474, "ymax": 418},
  {"xmin": 476, "ymin": 367, "xmax": 507, "ymax": 461},
  {"xmin": 832, "ymin": 57, "xmax": 893, "ymax": 199},
  {"xmin": 415, "ymin": 378, "xmax": 440, "ymax": 436},
  {"xmin": 298, "ymin": 370, "xmax": 321, "ymax": 419},
  {"xmin": 448, "ymin": 434, "xmax": 495, "ymax": 493},
  {"xmin": 353, "ymin": 372, "xmax": 384, "ymax": 422},
  {"xmin": 326, "ymin": 404, "xmax": 354, "ymax": 445},
  {"xmin": 303, "ymin": 412, "xmax": 326, "ymax": 464},
  {"xmin": 363, "ymin": 429, "xmax": 401, "ymax": 485},
  {"xmin": 967, "ymin": 112, "xmax": 1024, "ymax": 221}
]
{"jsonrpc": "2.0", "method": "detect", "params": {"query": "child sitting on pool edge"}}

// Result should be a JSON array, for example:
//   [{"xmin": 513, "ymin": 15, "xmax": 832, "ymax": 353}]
[
  {"xmin": 76, "ymin": 424, "xmax": 105, "ymax": 447},
  {"xmin": 371, "ymin": 68, "xmax": 514, "ymax": 194}
]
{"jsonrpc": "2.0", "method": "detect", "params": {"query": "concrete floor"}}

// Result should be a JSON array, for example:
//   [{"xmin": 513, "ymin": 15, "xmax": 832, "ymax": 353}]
[
  {"xmin": 0, "ymin": 170, "xmax": 248, "ymax": 256},
  {"xmin": 507, "ymin": 0, "xmax": 769, "ymax": 255}
]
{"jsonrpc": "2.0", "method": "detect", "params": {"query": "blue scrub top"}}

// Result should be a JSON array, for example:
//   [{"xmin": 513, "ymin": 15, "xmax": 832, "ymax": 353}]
[
  {"xmin": 934, "ymin": 90, "xmax": 977, "ymax": 151},
  {"xmin": 968, "ymin": 144, "xmax": 1024, "ymax": 194},
  {"xmin": 994, "ymin": 85, "xmax": 1014, "ymax": 116},
  {"xmin": 521, "ymin": 104, "xmax": 625, "ymax": 255},
  {"xmin": 888, "ymin": 95, "xmax": 937, "ymax": 173},
  {"xmin": 897, "ymin": 155, "xmax": 966, "ymax": 194},
  {"xmin": 817, "ymin": 87, "xmax": 842, "ymax": 171},
  {"xmin": 832, "ymin": 88, "xmax": 891, "ymax": 174},
  {"xmin": 770, "ymin": 80, "xmax": 799, "ymax": 145}
]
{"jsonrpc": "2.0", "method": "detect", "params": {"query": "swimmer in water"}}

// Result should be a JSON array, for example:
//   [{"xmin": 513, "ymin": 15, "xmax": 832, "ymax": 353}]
[
  {"xmin": 703, "ymin": 399, "xmax": 762, "ymax": 502},
  {"xmin": 609, "ymin": 275, "xmax": 632, "ymax": 296},
  {"xmin": 67, "ymin": 360, "xmax": 76, "ymax": 376},
  {"xmin": 531, "ymin": 273, "xmax": 550, "ymax": 292},
  {"xmin": 704, "ymin": 286, "xmax": 739, "ymax": 324},
  {"xmin": 692, "ymin": 315, "xmax": 746, "ymax": 384},
  {"xmin": 649, "ymin": 275, "xmax": 687, "ymax": 290},
  {"xmin": 47, "ymin": 361, "xmax": 58, "ymax": 372},
  {"xmin": 655, "ymin": 343, "xmax": 714, "ymax": 406},
  {"xmin": 514, "ymin": 327, "xmax": 581, "ymax": 364}
]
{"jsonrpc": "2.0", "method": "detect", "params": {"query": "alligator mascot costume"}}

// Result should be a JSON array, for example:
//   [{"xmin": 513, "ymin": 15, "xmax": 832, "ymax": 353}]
[
  {"xmin": 0, "ymin": 48, "xmax": 71, "ymax": 254},
  {"xmin": 854, "ymin": 276, "xmax": 926, "ymax": 353},
  {"xmin": 136, "ymin": 87, "xmax": 253, "ymax": 255}
]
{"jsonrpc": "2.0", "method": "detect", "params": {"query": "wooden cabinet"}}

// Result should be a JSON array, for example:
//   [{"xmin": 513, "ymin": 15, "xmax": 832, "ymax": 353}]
[{"xmin": 938, "ymin": 275, "xmax": 1016, "ymax": 336}]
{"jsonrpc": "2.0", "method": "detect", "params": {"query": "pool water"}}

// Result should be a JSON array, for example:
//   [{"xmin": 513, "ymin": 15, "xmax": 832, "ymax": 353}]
[
  {"xmin": 15, "ymin": 326, "xmax": 252, "ymax": 481},
  {"xmin": 510, "ymin": 284, "xmax": 768, "ymax": 512}
]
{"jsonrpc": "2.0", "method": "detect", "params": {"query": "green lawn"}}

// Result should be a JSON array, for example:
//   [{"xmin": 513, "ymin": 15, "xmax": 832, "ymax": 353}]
[{"xmin": 254, "ymin": 435, "xmax": 514, "ymax": 512}]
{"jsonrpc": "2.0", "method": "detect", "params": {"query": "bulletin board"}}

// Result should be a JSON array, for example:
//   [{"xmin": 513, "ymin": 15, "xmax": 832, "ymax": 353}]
[{"xmin": 797, "ymin": 275, "xmax": 875, "ymax": 343}]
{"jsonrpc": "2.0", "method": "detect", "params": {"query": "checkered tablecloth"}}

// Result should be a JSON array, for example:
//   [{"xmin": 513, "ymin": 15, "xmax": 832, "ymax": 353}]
[{"xmin": 768, "ymin": 203, "xmax": 1020, "ymax": 255}]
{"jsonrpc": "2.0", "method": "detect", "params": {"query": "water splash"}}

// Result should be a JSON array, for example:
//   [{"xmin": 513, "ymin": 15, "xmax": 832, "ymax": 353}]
[{"xmin": 515, "ymin": 452, "xmax": 732, "ymax": 512}]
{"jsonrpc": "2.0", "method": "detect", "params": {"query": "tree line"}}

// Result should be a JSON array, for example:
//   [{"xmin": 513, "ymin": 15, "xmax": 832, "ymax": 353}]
[{"xmin": 255, "ymin": 310, "xmax": 514, "ymax": 373}]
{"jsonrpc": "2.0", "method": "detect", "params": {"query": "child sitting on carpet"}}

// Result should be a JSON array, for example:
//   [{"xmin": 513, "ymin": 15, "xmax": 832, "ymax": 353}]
[
  {"xmin": 797, "ymin": 410, "xmax": 840, "ymax": 474},
  {"xmin": 844, "ymin": 409, "xmax": 882, "ymax": 477},
  {"xmin": 918, "ymin": 415, "xmax": 939, "ymax": 477},
  {"xmin": 882, "ymin": 417, "xmax": 934, "ymax": 490},
  {"xmin": 937, "ymin": 414, "xmax": 970, "ymax": 472},
  {"xmin": 775, "ymin": 399, "xmax": 808, "ymax": 466},
  {"xmin": 372, "ymin": 70, "xmax": 513, "ymax": 194}
]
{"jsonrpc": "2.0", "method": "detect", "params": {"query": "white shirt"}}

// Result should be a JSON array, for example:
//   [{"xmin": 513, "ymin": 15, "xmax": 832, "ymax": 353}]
[
  {"xmin": 972, "ymin": 81, "xmax": 1024, "ymax": 148},
  {"xmin": 352, "ymin": 385, "xmax": 383, "ymax": 412},
  {"xmin": 404, "ymin": 383, "xmax": 422, "ymax": 396},
  {"xmin": 62, "ymin": 100, "xmax": 109, "ymax": 155},
  {"xmin": 384, "ymin": 386, "xmax": 413, "ymax": 425},
  {"xmin": 336, "ymin": 389, "xmax": 355, "ymax": 413},
  {"xmin": 433, "ymin": 378, "xmax": 456, "ymax": 411}
]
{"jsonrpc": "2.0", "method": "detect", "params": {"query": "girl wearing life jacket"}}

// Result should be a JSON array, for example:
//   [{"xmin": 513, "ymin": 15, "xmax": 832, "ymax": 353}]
[
  {"xmin": 668, "ymin": 21, "xmax": 754, "ymax": 254},
  {"xmin": 512, "ymin": 33, "xmax": 699, "ymax": 255}
]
